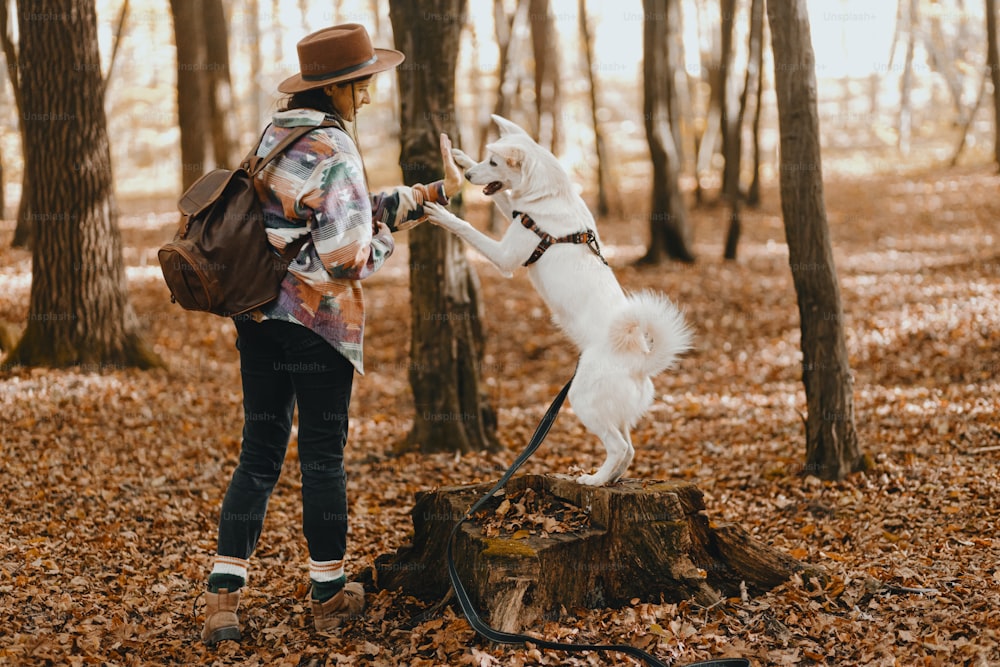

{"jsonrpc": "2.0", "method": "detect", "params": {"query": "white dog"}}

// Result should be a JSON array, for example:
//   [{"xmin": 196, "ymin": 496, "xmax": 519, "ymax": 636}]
[{"xmin": 424, "ymin": 115, "xmax": 692, "ymax": 486}]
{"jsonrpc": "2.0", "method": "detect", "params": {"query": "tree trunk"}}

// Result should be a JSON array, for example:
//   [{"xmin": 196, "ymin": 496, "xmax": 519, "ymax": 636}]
[
  {"xmin": 203, "ymin": 0, "xmax": 236, "ymax": 168},
  {"xmin": 5, "ymin": 0, "xmax": 161, "ymax": 369},
  {"xmin": 373, "ymin": 474, "xmax": 822, "ymax": 632},
  {"xmin": 529, "ymin": 0, "xmax": 560, "ymax": 153},
  {"xmin": 695, "ymin": 0, "xmax": 723, "ymax": 205},
  {"xmin": 766, "ymin": 0, "xmax": 867, "ymax": 480},
  {"xmin": 243, "ymin": 0, "xmax": 264, "ymax": 131},
  {"xmin": 987, "ymin": 0, "xmax": 1000, "ymax": 168},
  {"xmin": 640, "ymin": 0, "xmax": 695, "ymax": 265},
  {"xmin": 389, "ymin": 0, "xmax": 500, "ymax": 455},
  {"xmin": 747, "ymin": 0, "xmax": 766, "ymax": 207},
  {"xmin": 481, "ymin": 0, "xmax": 519, "ymax": 159},
  {"xmin": 483, "ymin": 0, "xmax": 524, "ymax": 233},
  {"xmin": 578, "ymin": 0, "xmax": 616, "ymax": 217},
  {"xmin": 720, "ymin": 0, "xmax": 741, "ymax": 261},
  {"xmin": 719, "ymin": 0, "xmax": 738, "ymax": 200},
  {"xmin": 897, "ymin": 0, "xmax": 917, "ymax": 156},
  {"xmin": 1, "ymin": 0, "xmax": 30, "ymax": 247},
  {"xmin": 950, "ymin": 65, "xmax": 989, "ymax": 167},
  {"xmin": 725, "ymin": 0, "xmax": 764, "ymax": 252},
  {"xmin": 170, "ymin": 0, "xmax": 211, "ymax": 192},
  {"xmin": 925, "ymin": 8, "xmax": 967, "ymax": 118},
  {"xmin": 103, "ymin": 0, "xmax": 130, "ymax": 87}
]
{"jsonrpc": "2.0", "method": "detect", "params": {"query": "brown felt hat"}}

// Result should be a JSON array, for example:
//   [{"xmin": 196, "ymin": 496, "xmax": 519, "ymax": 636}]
[{"xmin": 278, "ymin": 23, "xmax": 405, "ymax": 94}]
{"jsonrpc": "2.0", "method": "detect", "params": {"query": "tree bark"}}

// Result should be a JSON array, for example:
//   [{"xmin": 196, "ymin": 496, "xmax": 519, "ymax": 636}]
[
  {"xmin": 578, "ymin": 0, "xmax": 616, "ymax": 217},
  {"xmin": 720, "ymin": 0, "xmax": 742, "ymax": 260},
  {"xmin": 202, "ymin": 0, "xmax": 236, "ymax": 168},
  {"xmin": 724, "ymin": 0, "xmax": 764, "ymax": 252},
  {"xmin": 766, "ymin": 0, "xmax": 867, "ymax": 480},
  {"xmin": 719, "ymin": 0, "xmax": 738, "ymax": 199},
  {"xmin": 1, "ymin": 0, "xmax": 31, "ymax": 247},
  {"xmin": 483, "ymin": 0, "xmax": 525, "ymax": 233},
  {"xmin": 640, "ymin": 0, "xmax": 695, "ymax": 265},
  {"xmin": 694, "ymin": 0, "xmax": 723, "ymax": 205},
  {"xmin": 169, "ymin": 0, "xmax": 211, "ymax": 192},
  {"xmin": 528, "ymin": 0, "xmax": 561, "ymax": 154},
  {"xmin": 987, "ymin": 0, "xmax": 1000, "ymax": 168},
  {"xmin": 5, "ymin": 0, "xmax": 161, "ymax": 369},
  {"xmin": 747, "ymin": 0, "xmax": 766, "ymax": 207},
  {"xmin": 897, "ymin": 0, "xmax": 917, "ymax": 156},
  {"xmin": 389, "ymin": 0, "xmax": 500, "ymax": 454},
  {"xmin": 373, "ymin": 474, "xmax": 822, "ymax": 632},
  {"xmin": 950, "ymin": 65, "xmax": 989, "ymax": 167},
  {"xmin": 243, "ymin": 0, "xmax": 264, "ymax": 131}
]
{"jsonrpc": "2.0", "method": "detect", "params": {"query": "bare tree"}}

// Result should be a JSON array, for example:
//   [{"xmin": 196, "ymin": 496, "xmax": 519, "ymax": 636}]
[
  {"xmin": 389, "ymin": 0, "xmax": 500, "ymax": 454},
  {"xmin": 528, "ymin": 0, "xmax": 561, "ymax": 151},
  {"xmin": 578, "ymin": 0, "xmax": 616, "ymax": 217},
  {"xmin": 480, "ymin": 0, "xmax": 521, "ymax": 159},
  {"xmin": 1, "ymin": 0, "xmax": 30, "ymax": 247},
  {"xmin": 640, "ymin": 0, "xmax": 695, "ymax": 264},
  {"xmin": 719, "ymin": 0, "xmax": 739, "ymax": 199},
  {"xmin": 897, "ymin": 0, "xmax": 918, "ymax": 156},
  {"xmin": 169, "ymin": 0, "xmax": 211, "ymax": 191},
  {"xmin": 720, "ymin": 0, "xmax": 741, "ymax": 260},
  {"xmin": 5, "ymin": 0, "xmax": 161, "ymax": 369},
  {"xmin": 243, "ymin": 0, "xmax": 264, "ymax": 130},
  {"xmin": 950, "ymin": 64, "xmax": 989, "ymax": 167},
  {"xmin": 766, "ymin": 0, "xmax": 868, "ymax": 480},
  {"xmin": 987, "ymin": 0, "xmax": 1000, "ymax": 168},
  {"xmin": 694, "ymin": 0, "xmax": 723, "ymax": 205},
  {"xmin": 724, "ymin": 0, "xmax": 765, "ymax": 256},
  {"xmin": 482, "ymin": 0, "xmax": 526, "ymax": 233},
  {"xmin": 746, "ymin": 0, "xmax": 766, "ymax": 206},
  {"xmin": 203, "ymin": 0, "xmax": 236, "ymax": 168}
]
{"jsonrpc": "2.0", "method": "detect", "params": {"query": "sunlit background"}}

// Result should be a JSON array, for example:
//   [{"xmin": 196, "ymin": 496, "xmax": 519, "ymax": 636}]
[{"xmin": 0, "ymin": 0, "xmax": 992, "ymax": 204}]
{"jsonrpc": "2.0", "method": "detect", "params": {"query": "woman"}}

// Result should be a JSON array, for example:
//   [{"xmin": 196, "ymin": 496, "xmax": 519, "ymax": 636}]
[{"xmin": 201, "ymin": 24, "xmax": 463, "ymax": 644}]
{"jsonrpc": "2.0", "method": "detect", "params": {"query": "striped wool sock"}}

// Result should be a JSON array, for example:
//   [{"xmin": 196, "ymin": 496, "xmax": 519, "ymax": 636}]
[
  {"xmin": 208, "ymin": 555, "xmax": 249, "ymax": 593},
  {"xmin": 309, "ymin": 558, "xmax": 345, "ymax": 602}
]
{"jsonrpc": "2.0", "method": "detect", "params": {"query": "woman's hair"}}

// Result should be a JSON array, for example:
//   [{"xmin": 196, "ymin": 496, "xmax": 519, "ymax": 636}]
[
  {"xmin": 279, "ymin": 87, "xmax": 339, "ymax": 117},
  {"xmin": 278, "ymin": 76, "xmax": 373, "ymax": 120}
]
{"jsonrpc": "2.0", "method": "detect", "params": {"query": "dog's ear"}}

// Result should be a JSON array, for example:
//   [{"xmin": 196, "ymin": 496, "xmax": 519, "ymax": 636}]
[
  {"xmin": 504, "ymin": 147, "xmax": 525, "ymax": 169},
  {"xmin": 489, "ymin": 143, "xmax": 525, "ymax": 170},
  {"xmin": 491, "ymin": 114, "xmax": 530, "ymax": 138}
]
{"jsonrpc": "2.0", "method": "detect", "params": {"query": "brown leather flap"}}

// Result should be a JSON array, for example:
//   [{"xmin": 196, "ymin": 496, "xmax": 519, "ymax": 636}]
[{"xmin": 178, "ymin": 169, "xmax": 237, "ymax": 217}]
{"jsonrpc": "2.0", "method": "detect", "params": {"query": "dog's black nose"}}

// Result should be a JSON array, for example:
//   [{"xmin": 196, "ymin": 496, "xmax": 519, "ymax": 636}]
[{"xmin": 464, "ymin": 171, "xmax": 472, "ymax": 181}]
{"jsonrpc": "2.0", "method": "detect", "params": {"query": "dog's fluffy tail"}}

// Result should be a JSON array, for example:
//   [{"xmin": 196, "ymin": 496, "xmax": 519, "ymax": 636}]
[{"xmin": 608, "ymin": 290, "xmax": 693, "ymax": 376}]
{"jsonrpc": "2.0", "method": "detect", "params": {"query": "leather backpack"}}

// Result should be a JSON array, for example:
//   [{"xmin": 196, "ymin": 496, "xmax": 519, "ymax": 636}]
[{"xmin": 158, "ymin": 120, "xmax": 339, "ymax": 317}]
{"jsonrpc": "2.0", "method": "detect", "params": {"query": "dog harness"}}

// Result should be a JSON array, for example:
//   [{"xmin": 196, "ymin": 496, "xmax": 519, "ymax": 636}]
[{"xmin": 514, "ymin": 210, "xmax": 608, "ymax": 267}]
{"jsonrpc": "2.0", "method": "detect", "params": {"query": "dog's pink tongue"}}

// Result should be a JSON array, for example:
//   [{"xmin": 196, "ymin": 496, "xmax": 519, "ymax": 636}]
[{"xmin": 483, "ymin": 181, "xmax": 502, "ymax": 196}]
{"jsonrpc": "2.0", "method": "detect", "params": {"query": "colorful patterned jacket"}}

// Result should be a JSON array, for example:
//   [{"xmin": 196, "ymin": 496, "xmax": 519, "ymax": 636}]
[{"xmin": 251, "ymin": 108, "xmax": 448, "ymax": 373}]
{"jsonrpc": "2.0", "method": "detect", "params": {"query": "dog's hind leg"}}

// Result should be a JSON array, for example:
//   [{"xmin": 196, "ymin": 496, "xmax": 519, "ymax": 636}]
[
  {"xmin": 608, "ymin": 426, "xmax": 635, "ymax": 482},
  {"xmin": 577, "ymin": 426, "xmax": 631, "ymax": 486}
]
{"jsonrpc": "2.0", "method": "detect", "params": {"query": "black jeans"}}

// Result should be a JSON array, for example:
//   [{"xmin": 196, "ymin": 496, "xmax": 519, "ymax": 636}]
[{"xmin": 216, "ymin": 317, "xmax": 354, "ymax": 564}]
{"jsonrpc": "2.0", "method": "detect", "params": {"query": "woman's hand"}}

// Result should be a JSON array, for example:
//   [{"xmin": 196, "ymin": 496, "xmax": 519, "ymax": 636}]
[{"xmin": 441, "ymin": 133, "xmax": 464, "ymax": 198}]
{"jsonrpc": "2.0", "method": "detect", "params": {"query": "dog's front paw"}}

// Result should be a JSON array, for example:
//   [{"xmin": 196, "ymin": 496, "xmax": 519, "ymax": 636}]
[
  {"xmin": 423, "ymin": 202, "xmax": 462, "ymax": 230},
  {"xmin": 451, "ymin": 148, "xmax": 477, "ymax": 170}
]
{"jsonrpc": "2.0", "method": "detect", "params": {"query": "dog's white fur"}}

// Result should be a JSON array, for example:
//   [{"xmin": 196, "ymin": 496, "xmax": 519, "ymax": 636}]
[{"xmin": 424, "ymin": 115, "xmax": 692, "ymax": 486}]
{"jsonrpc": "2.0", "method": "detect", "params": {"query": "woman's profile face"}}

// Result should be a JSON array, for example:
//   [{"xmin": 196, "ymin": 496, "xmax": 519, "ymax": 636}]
[{"xmin": 327, "ymin": 78, "xmax": 372, "ymax": 122}]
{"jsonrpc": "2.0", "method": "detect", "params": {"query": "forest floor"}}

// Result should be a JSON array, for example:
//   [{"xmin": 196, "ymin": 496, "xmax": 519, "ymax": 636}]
[{"xmin": 1, "ymin": 163, "xmax": 999, "ymax": 666}]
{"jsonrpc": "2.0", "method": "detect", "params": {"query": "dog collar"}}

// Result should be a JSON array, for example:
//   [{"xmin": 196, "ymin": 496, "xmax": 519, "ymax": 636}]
[{"xmin": 514, "ymin": 211, "xmax": 608, "ymax": 267}]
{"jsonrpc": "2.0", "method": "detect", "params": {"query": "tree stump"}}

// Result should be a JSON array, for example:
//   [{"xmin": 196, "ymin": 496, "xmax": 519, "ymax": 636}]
[{"xmin": 373, "ymin": 474, "xmax": 822, "ymax": 633}]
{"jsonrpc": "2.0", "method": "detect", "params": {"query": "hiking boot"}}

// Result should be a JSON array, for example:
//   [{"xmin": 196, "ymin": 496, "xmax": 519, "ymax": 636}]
[
  {"xmin": 201, "ymin": 588, "xmax": 241, "ymax": 645},
  {"xmin": 312, "ymin": 582, "xmax": 365, "ymax": 633}
]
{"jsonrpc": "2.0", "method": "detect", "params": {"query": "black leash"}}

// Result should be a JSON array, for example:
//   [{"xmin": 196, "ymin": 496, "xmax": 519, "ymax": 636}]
[{"xmin": 446, "ymin": 376, "xmax": 748, "ymax": 667}]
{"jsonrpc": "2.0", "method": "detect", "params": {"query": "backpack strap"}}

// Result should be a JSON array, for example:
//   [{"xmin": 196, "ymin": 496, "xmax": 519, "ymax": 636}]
[
  {"xmin": 243, "ymin": 118, "xmax": 345, "ymax": 263},
  {"xmin": 242, "ymin": 118, "xmax": 345, "ymax": 175}
]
